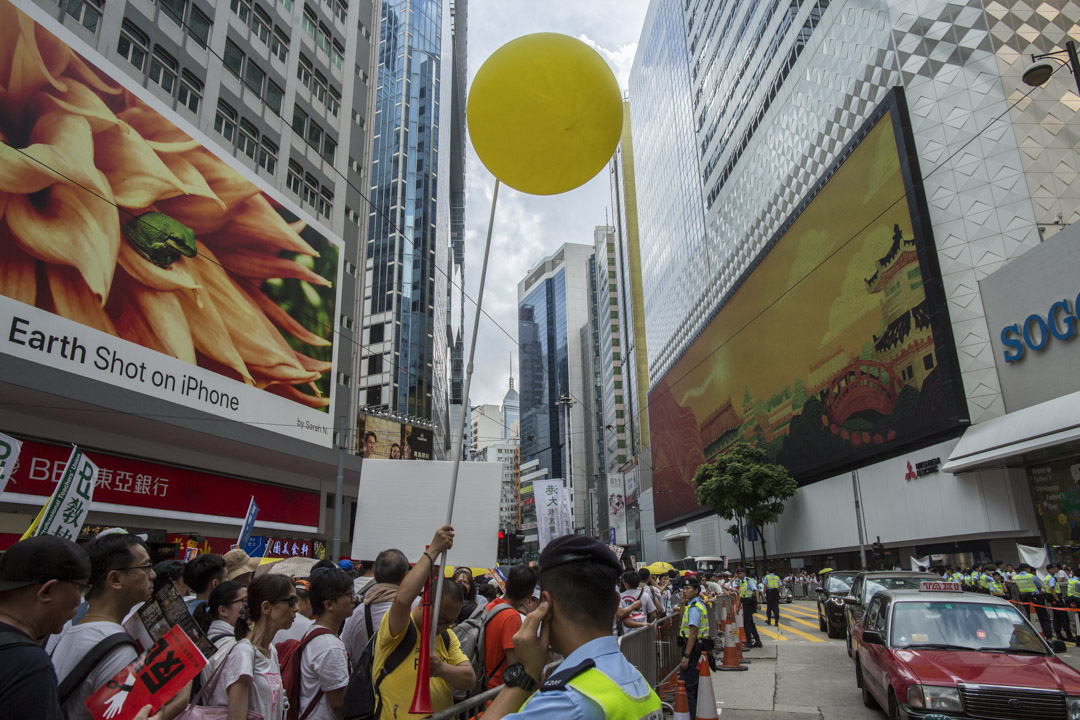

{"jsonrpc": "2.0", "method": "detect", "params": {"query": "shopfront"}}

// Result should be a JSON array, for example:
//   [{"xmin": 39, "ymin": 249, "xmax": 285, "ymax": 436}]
[{"xmin": 944, "ymin": 223, "xmax": 1080, "ymax": 564}]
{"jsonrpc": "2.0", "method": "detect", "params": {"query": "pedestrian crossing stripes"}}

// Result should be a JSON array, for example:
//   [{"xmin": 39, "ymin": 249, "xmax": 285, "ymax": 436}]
[{"xmin": 754, "ymin": 613, "xmax": 826, "ymax": 642}]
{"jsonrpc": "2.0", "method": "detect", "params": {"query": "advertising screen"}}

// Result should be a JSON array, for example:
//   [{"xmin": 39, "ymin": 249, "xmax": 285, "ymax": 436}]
[
  {"xmin": 0, "ymin": 0, "xmax": 341, "ymax": 446},
  {"xmin": 648, "ymin": 92, "xmax": 965, "ymax": 526},
  {"xmin": 357, "ymin": 413, "xmax": 434, "ymax": 460}
]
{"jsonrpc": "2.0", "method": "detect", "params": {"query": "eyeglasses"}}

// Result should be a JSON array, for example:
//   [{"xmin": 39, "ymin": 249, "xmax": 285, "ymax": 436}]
[
  {"xmin": 59, "ymin": 579, "xmax": 93, "ymax": 598},
  {"xmin": 120, "ymin": 563, "xmax": 154, "ymax": 574},
  {"xmin": 276, "ymin": 596, "xmax": 299, "ymax": 608}
]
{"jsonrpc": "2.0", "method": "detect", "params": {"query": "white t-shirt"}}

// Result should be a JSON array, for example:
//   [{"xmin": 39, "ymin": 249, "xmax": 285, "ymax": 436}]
[
  {"xmin": 51, "ymin": 621, "xmax": 140, "ymax": 720},
  {"xmin": 341, "ymin": 600, "xmax": 392, "ymax": 659},
  {"xmin": 619, "ymin": 589, "xmax": 649, "ymax": 632},
  {"xmin": 200, "ymin": 620, "xmax": 239, "ymax": 689},
  {"xmin": 273, "ymin": 615, "xmax": 314, "ymax": 645},
  {"xmin": 298, "ymin": 629, "xmax": 351, "ymax": 720},
  {"xmin": 208, "ymin": 639, "xmax": 286, "ymax": 720}
]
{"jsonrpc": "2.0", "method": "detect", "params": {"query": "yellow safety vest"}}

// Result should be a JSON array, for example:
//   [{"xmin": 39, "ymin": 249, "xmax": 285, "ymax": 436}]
[
  {"xmin": 739, "ymin": 579, "xmax": 754, "ymax": 599},
  {"xmin": 765, "ymin": 574, "xmax": 780, "ymax": 589},
  {"xmin": 680, "ymin": 599, "xmax": 709, "ymax": 638},
  {"xmin": 523, "ymin": 666, "xmax": 663, "ymax": 720},
  {"xmin": 1068, "ymin": 578, "xmax": 1080, "ymax": 599},
  {"xmin": 1014, "ymin": 572, "xmax": 1037, "ymax": 593}
]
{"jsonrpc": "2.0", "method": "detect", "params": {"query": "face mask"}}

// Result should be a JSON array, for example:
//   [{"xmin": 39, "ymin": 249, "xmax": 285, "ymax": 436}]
[{"xmin": 239, "ymin": 600, "xmax": 250, "ymax": 621}]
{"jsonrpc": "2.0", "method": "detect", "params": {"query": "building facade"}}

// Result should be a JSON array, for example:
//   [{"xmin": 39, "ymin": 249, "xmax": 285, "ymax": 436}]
[
  {"xmin": 359, "ymin": 0, "xmax": 465, "ymax": 456},
  {"xmin": 517, "ymin": 243, "xmax": 595, "ymax": 531},
  {"xmin": 477, "ymin": 440, "xmax": 520, "ymax": 534},
  {"xmin": 470, "ymin": 402, "xmax": 502, "ymax": 458},
  {"xmin": 630, "ymin": 0, "xmax": 1077, "ymax": 568},
  {"xmin": 0, "ymin": 0, "xmax": 379, "ymax": 557}
]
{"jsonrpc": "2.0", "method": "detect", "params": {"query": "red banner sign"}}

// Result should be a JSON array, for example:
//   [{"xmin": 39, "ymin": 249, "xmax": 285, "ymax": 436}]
[{"xmin": 4, "ymin": 438, "xmax": 318, "ymax": 527}]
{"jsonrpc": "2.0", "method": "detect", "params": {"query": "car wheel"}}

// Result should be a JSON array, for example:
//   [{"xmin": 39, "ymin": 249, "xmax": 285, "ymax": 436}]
[
  {"xmin": 857, "ymin": 663, "xmax": 879, "ymax": 709},
  {"xmin": 819, "ymin": 608, "xmax": 827, "ymax": 632},
  {"xmin": 854, "ymin": 657, "xmax": 863, "ymax": 688},
  {"xmin": 846, "ymin": 629, "xmax": 852, "ymax": 658},
  {"xmin": 888, "ymin": 689, "xmax": 901, "ymax": 720}
]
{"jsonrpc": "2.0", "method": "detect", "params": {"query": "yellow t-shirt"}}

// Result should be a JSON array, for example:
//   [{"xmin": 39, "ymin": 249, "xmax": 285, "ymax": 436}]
[{"xmin": 373, "ymin": 609, "xmax": 468, "ymax": 720}]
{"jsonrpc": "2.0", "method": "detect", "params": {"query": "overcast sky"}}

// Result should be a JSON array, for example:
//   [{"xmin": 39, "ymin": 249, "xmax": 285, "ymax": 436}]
[{"xmin": 461, "ymin": 0, "xmax": 651, "ymax": 410}]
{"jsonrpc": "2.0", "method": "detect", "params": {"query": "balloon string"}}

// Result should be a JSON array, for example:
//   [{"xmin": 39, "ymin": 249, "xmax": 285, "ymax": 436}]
[{"xmin": 430, "ymin": 178, "xmax": 500, "ymax": 654}]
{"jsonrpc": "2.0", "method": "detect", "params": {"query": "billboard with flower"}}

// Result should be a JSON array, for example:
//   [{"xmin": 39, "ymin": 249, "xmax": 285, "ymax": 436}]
[{"xmin": 0, "ymin": 0, "xmax": 342, "ymax": 446}]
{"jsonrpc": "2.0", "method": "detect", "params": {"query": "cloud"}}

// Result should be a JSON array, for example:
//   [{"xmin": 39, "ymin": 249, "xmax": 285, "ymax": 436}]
[{"xmin": 577, "ymin": 34, "xmax": 638, "ymax": 93}]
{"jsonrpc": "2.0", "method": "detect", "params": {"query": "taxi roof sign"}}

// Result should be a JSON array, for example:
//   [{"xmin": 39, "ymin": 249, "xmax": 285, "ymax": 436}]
[{"xmin": 920, "ymin": 580, "xmax": 963, "ymax": 592}]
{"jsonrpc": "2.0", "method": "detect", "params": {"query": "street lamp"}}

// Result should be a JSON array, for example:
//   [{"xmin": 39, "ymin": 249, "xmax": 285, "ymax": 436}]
[{"xmin": 1022, "ymin": 40, "xmax": 1080, "ymax": 97}]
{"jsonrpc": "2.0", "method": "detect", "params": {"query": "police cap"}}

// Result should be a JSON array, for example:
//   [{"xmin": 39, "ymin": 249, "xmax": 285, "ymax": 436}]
[
  {"xmin": 538, "ymin": 534, "xmax": 622, "ymax": 574},
  {"xmin": 684, "ymin": 577, "xmax": 701, "ymax": 590}
]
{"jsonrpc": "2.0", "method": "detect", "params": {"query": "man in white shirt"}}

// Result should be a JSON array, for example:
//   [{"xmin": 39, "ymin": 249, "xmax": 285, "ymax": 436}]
[
  {"xmin": 297, "ymin": 567, "xmax": 354, "ymax": 720},
  {"xmin": 342, "ymin": 549, "xmax": 410, "ymax": 658}
]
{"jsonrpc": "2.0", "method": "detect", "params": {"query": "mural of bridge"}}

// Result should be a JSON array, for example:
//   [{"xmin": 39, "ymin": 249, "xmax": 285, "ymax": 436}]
[{"xmin": 820, "ymin": 359, "xmax": 903, "ymax": 437}]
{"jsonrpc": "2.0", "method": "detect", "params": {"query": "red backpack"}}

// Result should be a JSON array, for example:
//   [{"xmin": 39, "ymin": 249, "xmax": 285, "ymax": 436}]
[{"xmin": 277, "ymin": 627, "xmax": 337, "ymax": 720}]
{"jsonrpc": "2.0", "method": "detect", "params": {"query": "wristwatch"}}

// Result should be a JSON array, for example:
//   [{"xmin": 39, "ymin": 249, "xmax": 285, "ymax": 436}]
[{"xmin": 503, "ymin": 663, "xmax": 539, "ymax": 693}]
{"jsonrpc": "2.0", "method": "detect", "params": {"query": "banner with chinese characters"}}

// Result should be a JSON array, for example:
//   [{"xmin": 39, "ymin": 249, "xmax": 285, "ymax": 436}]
[
  {"xmin": 237, "ymin": 497, "xmax": 259, "ymax": 548},
  {"xmin": 3, "ymin": 438, "xmax": 319, "ymax": 531},
  {"xmin": 34, "ymin": 446, "xmax": 97, "ymax": 541},
  {"xmin": 533, "ymin": 479, "xmax": 571, "ymax": 552},
  {"xmin": 86, "ymin": 625, "xmax": 206, "ymax": 720},
  {"xmin": 0, "ymin": 431, "xmax": 21, "ymax": 497}
]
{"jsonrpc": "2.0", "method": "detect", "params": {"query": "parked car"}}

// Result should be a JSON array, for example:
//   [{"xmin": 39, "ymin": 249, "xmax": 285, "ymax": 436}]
[
  {"xmin": 816, "ymin": 570, "xmax": 859, "ymax": 638},
  {"xmin": 850, "ymin": 581, "xmax": 1076, "ymax": 720},
  {"xmin": 844, "ymin": 571, "xmax": 940, "ymax": 656}
]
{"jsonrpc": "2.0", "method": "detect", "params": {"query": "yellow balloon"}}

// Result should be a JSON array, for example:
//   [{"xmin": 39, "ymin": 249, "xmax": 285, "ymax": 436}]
[{"xmin": 467, "ymin": 33, "xmax": 624, "ymax": 196}]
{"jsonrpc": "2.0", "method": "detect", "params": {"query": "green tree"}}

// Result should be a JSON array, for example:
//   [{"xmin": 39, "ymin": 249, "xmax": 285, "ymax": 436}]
[{"xmin": 692, "ymin": 441, "xmax": 798, "ymax": 568}]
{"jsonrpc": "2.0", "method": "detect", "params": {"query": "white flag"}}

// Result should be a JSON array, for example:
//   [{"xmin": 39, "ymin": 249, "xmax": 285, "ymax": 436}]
[
  {"xmin": 534, "ymin": 479, "xmax": 571, "ymax": 552},
  {"xmin": 35, "ymin": 446, "xmax": 98, "ymax": 541},
  {"xmin": 0, "ymin": 432, "xmax": 22, "ymax": 498}
]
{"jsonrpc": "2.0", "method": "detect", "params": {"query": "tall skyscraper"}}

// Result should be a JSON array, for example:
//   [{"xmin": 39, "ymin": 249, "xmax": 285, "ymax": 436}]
[
  {"xmin": 518, "ymin": 243, "xmax": 595, "ymax": 531},
  {"xmin": 361, "ymin": 0, "xmax": 466, "ymax": 457},
  {"xmin": 501, "ymin": 369, "xmax": 519, "ymax": 438}
]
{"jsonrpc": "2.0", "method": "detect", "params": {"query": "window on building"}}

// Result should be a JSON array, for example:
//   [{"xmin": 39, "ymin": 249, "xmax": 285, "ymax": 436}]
[
  {"xmin": 265, "ymin": 81, "xmax": 284, "ymax": 114},
  {"xmin": 369, "ymin": 323, "xmax": 384, "ymax": 343},
  {"xmin": 272, "ymin": 27, "xmax": 289, "ymax": 62},
  {"xmin": 243, "ymin": 60, "xmax": 265, "ymax": 94},
  {"xmin": 322, "ymin": 135, "xmax": 336, "ymax": 163},
  {"xmin": 60, "ymin": 0, "xmax": 103, "ymax": 33},
  {"xmin": 279, "ymin": 0, "xmax": 293, "ymax": 10},
  {"xmin": 335, "ymin": 0, "xmax": 348, "ymax": 24},
  {"xmin": 237, "ymin": 119, "xmax": 258, "ymax": 159},
  {"xmin": 312, "ymin": 70, "xmax": 328, "ymax": 104},
  {"xmin": 251, "ymin": 5, "xmax": 271, "ymax": 45},
  {"xmin": 367, "ymin": 355, "xmax": 382, "ymax": 374},
  {"xmin": 348, "ymin": 156, "xmax": 362, "ymax": 175},
  {"xmin": 331, "ymin": 40, "xmax": 344, "ymax": 70},
  {"xmin": 214, "ymin": 101, "xmax": 237, "ymax": 142},
  {"xmin": 338, "ymin": 372, "xmax": 351, "ymax": 387},
  {"xmin": 344, "ymin": 260, "xmax": 357, "ymax": 277},
  {"xmin": 302, "ymin": 6, "xmax": 316, "ymax": 38},
  {"xmin": 258, "ymin": 137, "xmax": 278, "ymax": 174},
  {"xmin": 230, "ymin": 0, "xmax": 251, "ymax": 24},
  {"xmin": 223, "ymin": 39, "xmax": 244, "ymax": 79},
  {"xmin": 297, "ymin": 54, "xmax": 312, "ymax": 88},
  {"xmin": 318, "ymin": 187, "xmax": 332, "ymax": 217},
  {"xmin": 291, "ymin": 106, "xmax": 307, "ymax": 135},
  {"xmin": 327, "ymin": 87, "xmax": 341, "ymax": 117},
  {"xmin": 303, "ymin": 173, "xmax": 318, "ymax": 206},
  {"xmin": 306, "ymin": 120, "xmax": 323, "ymax": 150},
  {"xmin": 148, "ymin": 47, "xmax": 178, "ymax": 94},
  {"xmin": 286, "ymin": 160, "xmax": 302, "ymax": 195},
  {"xmin": 178, "ymin": 70, "xmax": 203, "ymax": 113},
  {"xmin": 365, "ymin": 386, "xmax": 381, "ymax": 406},
  {"xmin": 158, "ymin": 0, "xmax": 186, "ymax": 25},
  {"xmin": 188, "ymin": 7, "xmax": 211, "ymax": 47},
  {"xmin": 116, "ymin": 20, "xmax": 149, "ymax": 71},
  {"xmin": 316, "ymin": 23, "xmax": 331, "ymax": 54}
]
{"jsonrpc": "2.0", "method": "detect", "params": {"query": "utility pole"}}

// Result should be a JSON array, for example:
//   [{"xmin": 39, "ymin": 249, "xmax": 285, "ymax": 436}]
[{"xmin": 852, "ymin": 469, "xmax": 867, "ymax": 569}]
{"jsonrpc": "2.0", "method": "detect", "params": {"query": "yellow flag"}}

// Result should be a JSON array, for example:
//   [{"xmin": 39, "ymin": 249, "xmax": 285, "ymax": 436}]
[{"xmin": 19, "ymin": 503, "xmax": 47, "ymax": 540}]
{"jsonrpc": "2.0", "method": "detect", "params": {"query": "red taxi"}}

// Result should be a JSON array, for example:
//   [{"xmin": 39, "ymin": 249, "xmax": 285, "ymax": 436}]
[{"xmin": 850, "ymin": 580, "xmax": 1080, "ymax": 720}]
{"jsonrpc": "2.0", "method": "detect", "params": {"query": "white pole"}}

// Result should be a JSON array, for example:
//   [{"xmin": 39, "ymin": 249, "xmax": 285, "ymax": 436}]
[{"xmin": 429, "ymin": 179, "xmax": 500, "ymax": 651}]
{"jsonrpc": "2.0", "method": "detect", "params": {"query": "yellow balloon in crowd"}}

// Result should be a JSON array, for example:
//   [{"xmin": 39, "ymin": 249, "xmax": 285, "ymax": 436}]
[{"xmin": 467, "ymin": 32, "xmax": 624, "ymax": 196}]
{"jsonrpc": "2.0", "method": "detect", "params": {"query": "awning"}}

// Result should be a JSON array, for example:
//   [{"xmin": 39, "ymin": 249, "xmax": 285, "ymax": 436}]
[
  {"xmin": 660, "ymin": 525, "xmax": 690, "ymax": 541},
  {"xmin": 943, "ymin": 388, "xmax": 1080, "ymax": 473}
]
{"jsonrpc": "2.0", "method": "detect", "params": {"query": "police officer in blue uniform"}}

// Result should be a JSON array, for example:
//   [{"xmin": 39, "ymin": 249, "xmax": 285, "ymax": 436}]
[{"xmin": 480, "ymin": 535, "xmax": 662, "ymax": 720}]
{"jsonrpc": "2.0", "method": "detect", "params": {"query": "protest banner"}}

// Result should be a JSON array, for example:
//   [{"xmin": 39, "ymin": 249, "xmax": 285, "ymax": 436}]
[
  {"xmin": 86, "ymin": 625, "xmax": 206, "ymax": 720},
  {"xmin": 124, "ymin": 583, "xmax": 217, "ymax": 658},
  {"xmin": 22, "ymin": 446, "xmax": 97, "ymax": 541},
  {"xmin": 533, "ymin": 479, "xmax": 571, "ymax": 552},
  {"xmin": 0, "ymin": 432, "xmax": 21, "ymax": 498},
  {"xmin": 351, "ymin": 459, "xmax": 500, "ymax": 567},
  {"xmin": 236, "ymin": 497, "xmax": 259, "ymax": 549}
]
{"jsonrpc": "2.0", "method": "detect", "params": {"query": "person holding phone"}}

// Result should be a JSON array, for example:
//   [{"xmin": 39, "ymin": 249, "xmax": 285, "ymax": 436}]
[{"xmin": 478, "ymin": 535, "xmax": 661, "ymax": 720}]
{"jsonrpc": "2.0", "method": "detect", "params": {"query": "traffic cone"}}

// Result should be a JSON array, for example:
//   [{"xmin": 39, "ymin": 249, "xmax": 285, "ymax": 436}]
[
  {"xmin": 673, "ymin": 680, "xmax": 691, "ymax": 720},
  {"xmin": 717, "ymin": 614, "xmax": 748, "ymax": 671},
  {"xmin": 696, "ymin": 651, "xmax": 720, "ymax": 720},
  {"xmin": 737, "ymin": 602, "xmax": 747, "ymax": 645}
]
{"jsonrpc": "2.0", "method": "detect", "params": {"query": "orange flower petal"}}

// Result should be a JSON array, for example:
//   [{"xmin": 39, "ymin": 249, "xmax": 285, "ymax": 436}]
[
  {"xmin": 178, "ymin": 147, "xmax": 260, "ymax": 209},
  {"xmin": 116, "ymin": 237, "xmax": 200, "ymax": 293},
  {"xmin": 245, "ymin": 286, "xmax": 331, "ymax": 347},
  {"xmin": 203, "ymin": 194, "xmax": 317, "ymax": 256},
  {"xmin": 6, "ymin": 12, "xmax": 69, "ymax": 107},
  {"xmin": 7, "ymin": 181, "xmax": 119, "ymax": 304},
  {"xmin": 107, "ymin": 272, "xmax": 196, "ymax": 363},
  {"xmin": 94, "ymin": 122, "xmax": 188, "ymax": 208},
  {"xmin": 266, "ymin": 383, "xmax": 331, "ymax": 408},
  {"xmin": 292, "ymin": 350, "xmax": 333, "ymax": 374},
  {"xmin": 31, "ymin": 81, "xmax": 121, "ymax": 133},
  {"xmin": 0, "ymin": 222, "xmax": 37, "ymax": 305},
  {"xmin": 157, "ymin": 152, "xmax": 226, "ymax": 212},
  {"xmin": 46, "ymin": 265, "xmax": 117, "ymax": 335},
  {"xmin": 178, "ymin": 258, "xmax": 254, "ymax": 385},
  {"xmin": 61, "ymin": 53, "xmax": 122, "ymax": 96},
  {"xmin": 215, "ymin": 249, "xmax": 333, "ymax": 287},
  {"xmin": 117, "ymin": 106, "xmax": 197, "ymax": 149},
  {"xmin": 0, "ymin": 112, "xmax": 103, "ymax": 194}
]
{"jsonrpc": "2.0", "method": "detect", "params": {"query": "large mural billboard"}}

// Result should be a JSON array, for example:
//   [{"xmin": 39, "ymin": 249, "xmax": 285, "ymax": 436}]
[
  {"xmin": 649, "ymin": 92, "xmax": 966, "ymax": 526},
  {"xmin": 0, "ymin": 0, "xmax": 341, "ymax": 446}
]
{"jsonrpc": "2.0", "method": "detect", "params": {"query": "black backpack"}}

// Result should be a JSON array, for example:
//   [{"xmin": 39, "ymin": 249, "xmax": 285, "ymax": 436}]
[
  {"xmin": 55, "ymin": 632, "xmax": 138, "ymax": 707},
  {"xmin": 343, "ymin": 621, "xmax": 448, "ymax": 720}
]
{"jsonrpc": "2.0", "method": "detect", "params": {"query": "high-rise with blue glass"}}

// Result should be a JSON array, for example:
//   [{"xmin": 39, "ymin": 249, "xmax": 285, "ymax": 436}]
[
  {"xmin": 518, "ymin": 243, "xmax": 595, "ymax": 533},
  {"xmin": 360, "ymin": 0, "xmax": 465, "ymax": 457}
]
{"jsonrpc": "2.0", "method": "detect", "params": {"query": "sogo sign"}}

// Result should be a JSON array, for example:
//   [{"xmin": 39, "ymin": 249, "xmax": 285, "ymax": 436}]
[{"xmin": 999, "ymin": 295, "xmax": 1079, "ymax": 363}]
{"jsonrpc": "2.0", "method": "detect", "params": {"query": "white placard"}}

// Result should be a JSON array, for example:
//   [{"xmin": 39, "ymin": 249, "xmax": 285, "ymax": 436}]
[
  {"xmin": 533, "ymin": 479, "xmax": 572, "ymax": 552},
  {"xmin": 0, "ymin": 431, "xmax": 22, "ymax": 497},
  {"xmin": 351, "ymin": 459, "xmax": 501, "ymax": 567},
  {"xmin": 36, "ymin": 446, "xmax": 97, "ymax": 540}
]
